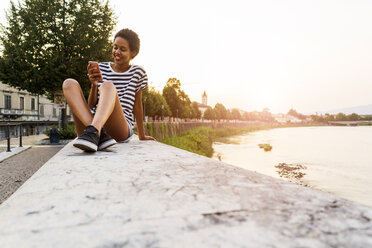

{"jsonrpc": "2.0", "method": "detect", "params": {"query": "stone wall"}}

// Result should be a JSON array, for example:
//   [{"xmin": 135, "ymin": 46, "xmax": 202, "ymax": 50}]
[{"xmin": 0, "ymin": 136, "xmax": 371, "ymax": 247}]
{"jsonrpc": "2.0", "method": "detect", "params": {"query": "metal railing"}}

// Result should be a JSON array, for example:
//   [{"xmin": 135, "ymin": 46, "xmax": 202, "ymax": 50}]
[
  {"xmin": 0, "ymin": 121, "xmax": 62, "ymax": 152},
  {"xmin": 1, "ymin": 123, "xmax": 23, "ymax": 152}
]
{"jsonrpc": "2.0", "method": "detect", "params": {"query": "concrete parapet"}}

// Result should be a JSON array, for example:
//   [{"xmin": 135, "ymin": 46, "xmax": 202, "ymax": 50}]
[{"xmin": 0, "ymin": 136, "xmax": 371, "ymax": 247}]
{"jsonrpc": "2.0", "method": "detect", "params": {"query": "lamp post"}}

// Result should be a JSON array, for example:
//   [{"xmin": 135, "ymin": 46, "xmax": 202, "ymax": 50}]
[{"xmin": 161, "ymin": 104, "xmax": 164, "ymax": 121}]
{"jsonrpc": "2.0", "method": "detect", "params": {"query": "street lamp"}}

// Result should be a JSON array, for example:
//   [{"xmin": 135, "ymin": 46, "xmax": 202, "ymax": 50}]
[{"xmin": 161, "ymin": 104, "xmax": 164, "ymax": 121}]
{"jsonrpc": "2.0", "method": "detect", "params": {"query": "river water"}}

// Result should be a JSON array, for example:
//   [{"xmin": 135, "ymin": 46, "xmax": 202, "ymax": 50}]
[{"xmin": 212, "ymin": 126, "xmax": 372, "ymax": 207}]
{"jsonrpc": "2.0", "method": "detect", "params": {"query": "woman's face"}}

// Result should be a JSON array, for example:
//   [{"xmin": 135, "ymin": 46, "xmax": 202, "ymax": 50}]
[{"xmin": 112, "ymin": 37, "xmax": 135, "ymax": 66}]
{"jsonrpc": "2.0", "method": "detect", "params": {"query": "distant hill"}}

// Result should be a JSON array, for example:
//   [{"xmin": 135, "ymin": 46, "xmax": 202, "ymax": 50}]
[{"xmin": 317, "ymin": 104, "xmax": 372, "ymax": 115}]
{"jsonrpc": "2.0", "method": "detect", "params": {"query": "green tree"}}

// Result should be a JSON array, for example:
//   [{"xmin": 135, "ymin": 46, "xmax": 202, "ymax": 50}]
[
  {"xmin": 162, "ymin": 78, "xmax": 192, "ymax": 119},
  {"xmin": 336, "ymin": 112, "xmax": 346, "ymax": 121},
  {"xmin": 287, "ymin": 108, "xmax": 306, "ymax": 120},
  {"xmin": 191, "ymin": 101, "xmax": 202, "ymax": 119},
  {"xmin": 0, "ymin": 0, "xmax": 116, "ymax": 97},
  {"xmin": 203, "ymin": 107, "xmax": 215, "ymax": 120},
  {"xmin": 213, "ymin": 103, "xmax": 228, "ymax": 121},
  {"xmin": 347, "ymin": 113, "xmax": 360, "ymax": 121},
  {"xmin": 231, "ymin": 108, "xmax": 241, "ymax": 120},
  {"xmin": 143, "ymin": 87, "xmax": 170, "ymax": 120}
]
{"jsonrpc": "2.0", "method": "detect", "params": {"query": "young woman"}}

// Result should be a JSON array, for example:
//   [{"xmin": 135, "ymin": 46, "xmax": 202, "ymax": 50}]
[{"xmin": 63, "ymin": 28, "xmax": 155, "ymax": 152}]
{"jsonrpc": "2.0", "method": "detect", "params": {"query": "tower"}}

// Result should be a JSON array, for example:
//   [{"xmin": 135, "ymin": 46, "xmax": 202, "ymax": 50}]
[{"xmin": 202, "ymin": 91, "xmax": 207, "ymax": 105}]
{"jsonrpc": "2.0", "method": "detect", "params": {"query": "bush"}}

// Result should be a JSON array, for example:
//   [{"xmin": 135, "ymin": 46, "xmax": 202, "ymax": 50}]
[{"xmin": 44, "ymin": 124, "xmax": 77, "ymax": 139}]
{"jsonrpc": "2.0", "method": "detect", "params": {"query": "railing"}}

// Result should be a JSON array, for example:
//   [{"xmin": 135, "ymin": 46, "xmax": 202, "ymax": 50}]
[
  {"xmin": 0, "ymin": 108, "xmax": 38, "ymax": 116},
  {"xmin": 0, "ymin": 123, "xmax": 23, "ymax": 152},
  {"xmin": 0, "ymin": 108, "xmax": 24, "ymax": 115},
  {"xmin": 0, "ymin": 121, "xmax": 63, "ymax": 152}
]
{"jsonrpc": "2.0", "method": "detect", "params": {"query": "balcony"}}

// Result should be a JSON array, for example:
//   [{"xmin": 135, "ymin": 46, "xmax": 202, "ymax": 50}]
[{"xmin": 0, "ymin": 108, "xmax": 24, "ymax": 116}]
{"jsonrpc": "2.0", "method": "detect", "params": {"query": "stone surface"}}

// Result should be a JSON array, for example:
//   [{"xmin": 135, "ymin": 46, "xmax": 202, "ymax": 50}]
[
  {"xmin": 0, "ymin": 146, "xmax": 63, "ymax": 204},
  {"xmin": 0, "ymin": 136, "xmax": 371, "ymax": 247}
]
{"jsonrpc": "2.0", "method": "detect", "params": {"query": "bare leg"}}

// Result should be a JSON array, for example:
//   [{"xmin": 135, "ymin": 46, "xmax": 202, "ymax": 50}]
[
  {"xmin": 62, "ymin": 79, "xmax": 93, "ymax": 136},
  {"xmin": 63, "ymin": 79, "xmax": 130, "ymax": 142},
  {"xmin": 91, "ymin": 81, "xmax": 130, "ymax": 142}
]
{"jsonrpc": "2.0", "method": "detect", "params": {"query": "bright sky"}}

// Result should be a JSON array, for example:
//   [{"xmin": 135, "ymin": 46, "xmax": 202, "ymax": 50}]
[{"xmin": 1, "ymin": 0, "xmax": 372, "ymax": 114}]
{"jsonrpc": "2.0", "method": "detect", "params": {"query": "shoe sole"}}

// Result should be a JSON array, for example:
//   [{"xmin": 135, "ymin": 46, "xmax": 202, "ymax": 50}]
[
  {"xmin": 98, "ymin": 139, "xmax": 117, "ymax": 151},
  {"xmin": 73, "ymin": 139, "xmax": 97, "ymax": 152}
]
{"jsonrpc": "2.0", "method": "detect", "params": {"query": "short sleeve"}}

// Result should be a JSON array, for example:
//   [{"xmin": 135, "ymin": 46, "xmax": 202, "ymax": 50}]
[{"xmin": 136, "ymin": 67, "xmax": 148, "ymax": 92}]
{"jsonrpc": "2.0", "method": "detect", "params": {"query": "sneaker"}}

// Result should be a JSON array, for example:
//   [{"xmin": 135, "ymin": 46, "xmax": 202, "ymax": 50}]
[
  {"xmin": 73, "ymin": 125, "xmax": 99, "ymax": 152},
  {"xmin": 98, "ymin": 128, "xmax": 116, "ymax": 151}
]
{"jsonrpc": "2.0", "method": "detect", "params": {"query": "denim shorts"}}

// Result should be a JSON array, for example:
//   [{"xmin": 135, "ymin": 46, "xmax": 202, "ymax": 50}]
[{"xmin": 119, "ymin": 123, "xmax": 133, "ymax": 143}]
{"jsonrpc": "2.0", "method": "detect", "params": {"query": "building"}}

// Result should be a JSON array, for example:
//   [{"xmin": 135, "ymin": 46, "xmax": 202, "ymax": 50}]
[
  {"xmin": 197, "ymin": 91, "xmax": 210, "ymax": 117},
  {"xmin": 0, "ymin": 82, "xmax": 70, "ymax": 121}
]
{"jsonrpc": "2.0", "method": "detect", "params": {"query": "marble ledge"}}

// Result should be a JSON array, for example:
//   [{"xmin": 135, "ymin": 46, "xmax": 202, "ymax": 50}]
[{"xmin": 0, "ymin": 135, "xmax": 371, "ymax": 247}]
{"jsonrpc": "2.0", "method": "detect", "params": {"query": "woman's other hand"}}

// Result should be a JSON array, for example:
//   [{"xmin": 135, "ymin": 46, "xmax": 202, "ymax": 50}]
[{"xmin": 139, "ymin": 135, "xmax": 156, "ymax": 141}]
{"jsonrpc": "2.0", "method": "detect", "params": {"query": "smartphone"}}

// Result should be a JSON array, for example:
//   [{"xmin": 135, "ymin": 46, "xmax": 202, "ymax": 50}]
[{"xmin": 88, "ymin": 61, "xmax": 103, "ymax": 81}]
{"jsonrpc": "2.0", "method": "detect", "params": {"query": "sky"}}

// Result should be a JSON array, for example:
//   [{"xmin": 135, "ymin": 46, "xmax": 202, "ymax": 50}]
[{"xmin": 1, "ymin": 0, "xmax": 372, "ymax": 114}]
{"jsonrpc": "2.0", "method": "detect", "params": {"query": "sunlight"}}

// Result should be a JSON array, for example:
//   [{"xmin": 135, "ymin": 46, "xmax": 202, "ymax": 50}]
[{"xmin": 255, "ymin": 87, "xmax": 278, "ymax": 111}]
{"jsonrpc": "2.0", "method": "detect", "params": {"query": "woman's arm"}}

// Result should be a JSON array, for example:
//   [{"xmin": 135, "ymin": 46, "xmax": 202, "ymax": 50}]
[
  {"xmin": 133, "ymin": 89, "xmax": 156, "ymax": 141},
  {"xmin": 87, "ymin": 84, "xmax": 98, "ymax": 109},
  {"xmin": 87, "ymin": 61, "xmax": 102, "ymax": 109}
]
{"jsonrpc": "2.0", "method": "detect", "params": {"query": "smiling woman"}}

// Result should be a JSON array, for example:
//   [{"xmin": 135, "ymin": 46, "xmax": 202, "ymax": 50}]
[{"xmin": 62, "ymin": 28, "xmax": 156, "ymax": 152}]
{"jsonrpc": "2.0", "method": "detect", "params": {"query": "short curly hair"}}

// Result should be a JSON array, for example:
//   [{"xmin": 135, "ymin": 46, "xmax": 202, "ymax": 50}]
[{"xmin": 114, "ymin": 28, "xmax": 140, "ymax": 58}]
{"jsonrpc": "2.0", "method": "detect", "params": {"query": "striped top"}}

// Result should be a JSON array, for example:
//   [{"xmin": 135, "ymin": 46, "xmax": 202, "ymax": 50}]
[{"xmin": 91, "ymin": 62, "xmax": 148, "ymax": 128}]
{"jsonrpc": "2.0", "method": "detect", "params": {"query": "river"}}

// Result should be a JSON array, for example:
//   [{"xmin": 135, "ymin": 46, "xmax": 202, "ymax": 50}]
[{"xmin": 212, "ymin": 126, "xmax": 372, "ymax": 207}]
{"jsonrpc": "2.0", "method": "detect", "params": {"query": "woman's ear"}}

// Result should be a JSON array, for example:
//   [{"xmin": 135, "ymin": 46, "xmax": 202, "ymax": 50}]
[{"xmin": 131, "ymin": 51, "xmax": 138, "ymax": 59}]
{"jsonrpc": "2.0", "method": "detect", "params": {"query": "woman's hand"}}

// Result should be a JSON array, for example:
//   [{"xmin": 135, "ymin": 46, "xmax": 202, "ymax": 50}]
[
  {"xmin": 87, "ymin": 61, "xmax": 103, "ymax": 85},
  {"xmin": 139, "ymin": 135, "xmax": 156, "ymax": 141}
]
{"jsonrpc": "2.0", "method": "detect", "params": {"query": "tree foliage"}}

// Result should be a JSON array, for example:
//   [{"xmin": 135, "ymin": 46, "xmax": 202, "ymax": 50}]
[
  {"xmin": 143, "ymin": 86, "xmax": 171, "ymax": 119},
  {"xmin": 231, "ymin": 108, "xmax": 241, "ymax": 120},
  {"xmin": 287, "ymin": 108, "xmax": 306, "ymax": 120},
  {"xmin": 190, "ymin": 101, "xmax": 202, "ymax": 119},
  {"xmin": 203, "ymin": 107, "xmax": 215, "ymax": 120},
  {"xmin": 0, "ymin": 0, "xmax": 116, "ymax": 98},
  {"xmin": 162, "ymin": 78, "xmax": 192, "ymax": 118},
  {"xmin": 213, "ymin": 103, "xmax": 228, "ymax": 121}
]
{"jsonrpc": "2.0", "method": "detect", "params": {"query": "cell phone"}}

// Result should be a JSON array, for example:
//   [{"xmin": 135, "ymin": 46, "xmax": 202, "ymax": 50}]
[{"xmin": 88, "ymin": 61, "xmax": 103, "ymax": 81}]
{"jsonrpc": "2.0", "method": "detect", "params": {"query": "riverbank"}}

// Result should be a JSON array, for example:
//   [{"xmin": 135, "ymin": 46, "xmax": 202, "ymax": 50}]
[{"xmin": 160, "ymin": 125, "xmax": 276, "ymax": 157}]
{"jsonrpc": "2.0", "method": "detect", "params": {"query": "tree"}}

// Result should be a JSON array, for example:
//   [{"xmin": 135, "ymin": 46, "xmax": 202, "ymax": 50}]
[
  {"xmin": 203, "ymin": 107, "xmax": 215, "ymax": 120},
  {"xmin": 347, "ymin": 113, "xmax": 360, "ymax": 121},
  {"xmin": 213, "ymin": 103, "xmax": 228, "ymax": 121},
  {"xmin": 231, "ymin": 108, "xmax": 241, "ymax": 120},
  {"xmin": 143, "ymin": 87, "xmax": 170, "ymax": 120},
  {"xmin": 0, "ymin": 0, "xmax": 116, "ymax": 97},
  {"xmin": 162, "ymin": 78, "xmax": 192, "ymax": 119},
  {"xmin": 336, "ymin": 112, "xmax": 346, "ymax": 121},
  {"xmin": 287, "ymin": 108, "xmax": 306, "ymax": 120},
  {"xmin": 190, "ymin": 102, "xmax": 201, "ymax": 119}
]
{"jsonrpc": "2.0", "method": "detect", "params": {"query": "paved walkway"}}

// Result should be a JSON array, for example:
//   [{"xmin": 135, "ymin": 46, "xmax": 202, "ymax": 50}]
[{"xmin": 0, "ymin": 135, "xmax": 65, "ymax": 204}]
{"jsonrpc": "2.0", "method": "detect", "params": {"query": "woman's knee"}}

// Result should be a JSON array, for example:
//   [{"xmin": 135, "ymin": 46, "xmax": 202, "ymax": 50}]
[
  {"xmin": 99, "ymin": 81, "xmax": 117, "ymax": 93},
  {"xmin": 62, "ymin": 78, "xmax": 79, "ymax": 92}
]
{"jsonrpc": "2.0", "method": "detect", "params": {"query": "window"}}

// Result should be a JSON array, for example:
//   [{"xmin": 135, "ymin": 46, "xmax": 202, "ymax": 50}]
[
  {"xmin": 4, "ymin": 95, "xmax": 11, "ymax": 109},
  {"xmin": 40, "ymin": 105, "xmax": 44, "ymax": 116},
  {"xmin": 20, "ymin": 97, "xmax": 24, "ymax": 110},
  {"xmin": 31, "ymin": 98, "xmax": 35, "ymax": 110}
]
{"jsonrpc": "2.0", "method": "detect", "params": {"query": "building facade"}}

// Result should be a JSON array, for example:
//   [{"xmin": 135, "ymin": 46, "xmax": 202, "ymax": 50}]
[
  {"xmin": 0, "ymin": 82, "xmax": 70, "ymax": 121},
  {"xmin": 198, "ymin": 91, "xmax": 210, "ymax": 117}
]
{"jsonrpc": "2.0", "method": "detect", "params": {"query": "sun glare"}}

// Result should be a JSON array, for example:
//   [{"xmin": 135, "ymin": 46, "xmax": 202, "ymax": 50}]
[{"xmin": 255, "ymin": 87, "xmax": 279, "ymax": 111}]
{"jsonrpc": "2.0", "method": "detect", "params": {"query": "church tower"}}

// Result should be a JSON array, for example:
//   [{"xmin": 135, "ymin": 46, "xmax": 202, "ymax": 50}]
[{"xmin": 202, "ymin": 91, "xmax": 207, "ymax": 105}]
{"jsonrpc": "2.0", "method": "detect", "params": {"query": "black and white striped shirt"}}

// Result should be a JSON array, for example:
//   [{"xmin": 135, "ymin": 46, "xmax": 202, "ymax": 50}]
[{"xmin": 91, "ymin": 62, "xmax": 148, "ymax": 128}]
